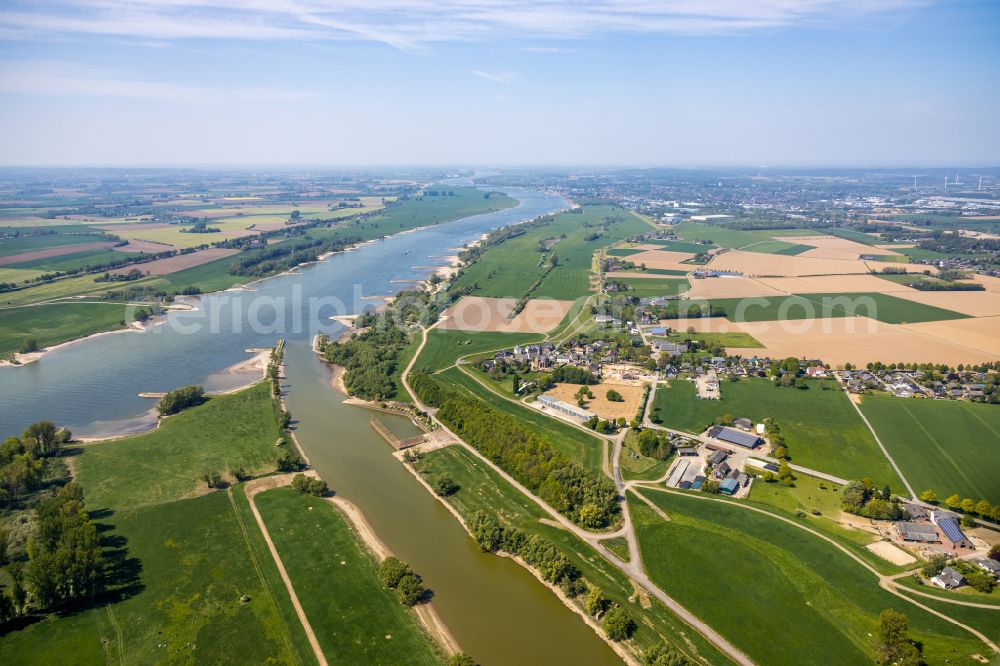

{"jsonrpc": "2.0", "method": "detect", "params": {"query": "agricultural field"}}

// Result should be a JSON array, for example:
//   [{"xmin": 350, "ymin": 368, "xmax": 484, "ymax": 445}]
[
  {"xmin": 707, "ymin": 292, "xmax": 968, "ymax": 324},
  {"xmin": 609, "ymin": 277, "xmax": 689, "ymax": 298},
  {"xmin": 414, "ymin": 329, "xmax": 543, "ymax": 373},
  {"xmin": 641, "ymin": 239, "xmax": 713, "ymax": 253},
  {"xmin": 675, "ymin": 223, "xmax": 809, "ymax": 254},
  {"xmin": 451, "ymin": 205, "xmax": 649, "ymax": 302},
  {"xmin": 255, "ymin": 488, "xmax": 442, "ymax": 664},
  {"xmin": 3, "ymin": 248, "xmax": 139, "ymax": 275},
  {"xmin": 0, "ymin": 302, "xmax": 133, "ymax": 356},
  {"xmin": 439, "ymin": 296, "xmax": 573, "ymax": 333},
  {"xmin": 858, "ymin": 394, "xmax": 1000, "ymax": 504},
  {"xmin": 0, "ymin": 233, "xmax": 107, "ymax": 257},
  {"xmin": 411, "ymin": 444, "xmax": 731, "ymax": 665},
  {"xmin": 631, "ymin": 489, "xmax": 987, "ymax": 666},
  {"xmin": 652, "ymin": 379, "xmax": 904, "ymax": 488},
  {"xmin": 544, "ymin": 380, "xmax": 645, "ymax": 421},
  {"xmin": 659, "ymin": 330, "xmax": 764, "ymax": 349}
]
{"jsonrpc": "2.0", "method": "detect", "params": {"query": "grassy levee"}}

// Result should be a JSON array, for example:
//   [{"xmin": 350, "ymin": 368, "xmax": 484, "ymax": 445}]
[
  {"xmin": 451, "ymin": 205, "xmax": 648, "ymax": 301},
  {"xmin": 652, "ymin": 379, "xmax": 904, "ymax": 489},
  {"xmin": 858, "ymin": 394, "xmax": 1000, "ymax": 505},
  {"xmin": 414, "ymin": 329, "xmax": 543, "ymax": 373},
  {"xmin": 0, "ymin": 302, "xmax": 132, "ymax": 356},
  {"xmin": 76, "ymin": 383, "xmax": 284, "ymax": 509},
  {"xmin": 412, "ymin": 445, "xmax": 734, "ymax": 666},
  {"xmin": 441, "ymin": 366, "xmax": 605, "ymax": 477},
  {"xmin": 254, "ymin": 488, "xmax": 443, "ymax": 665},
  {"xmin": 631, "ymin": 488, "xmax": 988, "ymax": 666}
]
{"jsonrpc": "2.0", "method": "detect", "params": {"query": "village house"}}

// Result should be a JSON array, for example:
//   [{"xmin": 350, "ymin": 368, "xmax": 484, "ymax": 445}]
[{"xmin": 931, "ymin": 566, "xmax": 966, "ymax": 590}]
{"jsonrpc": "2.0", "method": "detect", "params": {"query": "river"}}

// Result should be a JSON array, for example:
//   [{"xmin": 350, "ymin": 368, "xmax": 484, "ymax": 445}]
[{"xmin": 0, "ymin": 188, "xmax": 622, "ymax": 665}]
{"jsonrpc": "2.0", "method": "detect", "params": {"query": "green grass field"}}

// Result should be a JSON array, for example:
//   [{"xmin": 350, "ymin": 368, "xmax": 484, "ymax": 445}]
[
  {"xmin": 652, "ymin": 379, "xmax": 903, "ymax": 488},
  {"xmin": 707, "ymin": 292, "xmax": 967, "ymax": 324},
  {"xmin": 444, "ymin": 366, "xmax": 604, "ymax": 475},
  {"xmin": 613, "ymin": 277, "xmax": 689, "ymax": 298},
  {"xmin": 415, "ymin": 329, "xmax": 542, "ymax": 373},
  {"xmin": 858, "ymin": 394, "xmax": 1000, "ymax": 504},
  {"xmin": 255, "ymin": 488, "xmax": 442, "ymax": 664},
  {"xmin": 0, "ymin": 302, "xmax": 132, "ymax": 356},
  {"xmin": 0, "ymin": 490, "xmax": 317, "ymax": 665},
  {"xmin": 451, "ymin": 206, "xmax": 648, "ymax": 301},
  {"xmin": 0, "ymin": 233, "xmax": 103, "ymax": 256},
  {"xmin": 820, "ymin": 228, "xmax": 882, "ymax": 245},
  {"xmin": 660, "ymin": 331, "xmax": 763, "ymax": 348},
  {"xmin": 625, "ymin": 267, "xmax": 689, "ymax": 276},
  {"xmin": 4, "ymin": 248, "xmax": 140, "ymax": 273},
  {"xmin": 411, "ymin": 445, "xmax": 731, "ymax": 665},
  {"xmin": 675, "ymin": 224, "xmax": 811, "ymax": 254},
  {"xmin": 631, "ymin": 489, "xmax": 986, "ymax": 666},
  {"xmin": 75, "ymin": 383, "xmax": 284, "ymax": 509},
  {"xmin": 607, "ymin": 247, "xmax": 645, "ymax": 257},
  {"xmin": 642, "ymin": 240, "xmax": 713, "ymax": 253}
]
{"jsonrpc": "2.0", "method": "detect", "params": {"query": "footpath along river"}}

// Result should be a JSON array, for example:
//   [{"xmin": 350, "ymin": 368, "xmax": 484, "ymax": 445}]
[{"xmin": 0, "ymin": 188, "xmax": 622, "ymax": 665}]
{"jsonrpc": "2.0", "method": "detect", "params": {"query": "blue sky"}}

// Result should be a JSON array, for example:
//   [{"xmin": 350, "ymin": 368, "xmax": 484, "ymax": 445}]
[{"xmin": 0, "ymin": 1, "xmax": 997, "ymax": 166}]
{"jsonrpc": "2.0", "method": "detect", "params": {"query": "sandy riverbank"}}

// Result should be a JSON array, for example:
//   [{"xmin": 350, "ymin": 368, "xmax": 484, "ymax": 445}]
[{"xmin": 329, "ymin": 495, "xmax": 461, "ymax": 657}]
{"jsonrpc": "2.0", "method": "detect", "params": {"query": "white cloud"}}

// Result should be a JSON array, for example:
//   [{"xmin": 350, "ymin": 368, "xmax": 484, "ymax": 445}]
[
  {"xmin": 470, "ymin": 69, "xmax": 517, "ymax": 84},
  {"xmin": 0, "ymin": 59, "xmax": 316, "ymax": 103},
  {"xmin": 0, "ymin": 1, "xmax": 929, "ymax": 49}
]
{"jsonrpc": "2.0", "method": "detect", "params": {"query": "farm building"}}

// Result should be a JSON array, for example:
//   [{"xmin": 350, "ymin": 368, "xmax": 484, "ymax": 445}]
[
  {"xmin": 707, "ymin": 425, "xmax": 763, "ymax": 449},
  {"xmin": 895, "ymin": 522, "xmax": 940, "ymax": 544},
  {"xmin": 719, "ymin": 478, "xmax": 740, "ymax": 496},
  {"xmin": 931, "ymin": 566, "xmax": 966, "ymax": 590},
  {"xmin": 705, "ymin": 442, "xmax": 735, "ymax": 454},
  {"xmin": 649, "ymin": 326, "xmax": 667, "ymax": 336},
  {"xmin": 707, "ymin": 450, "xmax": 728, "ymax": 466},
  {"xmin": 535, "ymin": 394, "xmax": 595, "ymax": 421},
  {"xmin": 932, "ymin": 511, "xmax": 974, "ymax": 550},
  {"xmin": 975, "ymin": 559, "xmax": 1000, "ymax": 578},
  {"xmin": 732, "ymin": 417, "xmax": 752, "ymax": 431}
]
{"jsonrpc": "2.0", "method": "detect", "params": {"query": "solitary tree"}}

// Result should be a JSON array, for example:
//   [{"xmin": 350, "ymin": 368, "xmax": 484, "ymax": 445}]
[
  {"xmin": 919, "ymin": 489, "xmax": 937, "ymax": 503},
  {"xmin": 603, "ymin": 605, "xmax": 636, "ymax": 641},
  {"xmin": 875, "ymin": 609, "xmax": 920, "ymax": 665}
]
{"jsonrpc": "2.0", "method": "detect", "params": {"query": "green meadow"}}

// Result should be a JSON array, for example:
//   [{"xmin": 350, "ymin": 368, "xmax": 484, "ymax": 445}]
[
  {"xmin": 0, "ymin": 302, "xmax": 132, "ymax": 356},
  {"xmin": 707, "ymin": 292, "xmax": 967, "ymax": 324},
  {"xmin": 675, "ymin": 223, "xmax": 810, "ymax": 254},
  {"xmin": 652, "ymin": 379, "xmax": 903, "ymax": 488},
  {"xmin": 415, "ymin": 329, "xmax": 542, "ymax": 373},
  {"xmin": 859, "ymin": 394, "xmax": 1000, "ymax": 504},
  {"xmin": 255, "ymin": 489, "xmax": 442, "ymax": 664},
  {"xmin": 612, "ymin": 277, "xmax": 689, "ymax": 297},
  {"xmin": 451, "ymin": 205, "xmax": 649, "ymax": 301},
  {"xmin": 631, "ymin": 489, "xmax": 987, "ymax": 666}
]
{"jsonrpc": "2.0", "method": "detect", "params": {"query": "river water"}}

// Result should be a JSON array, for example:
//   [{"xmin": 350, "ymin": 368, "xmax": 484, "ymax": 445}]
[{"xmin": 0, "ymin": 188, "xmax": 622, "ymax": 665}]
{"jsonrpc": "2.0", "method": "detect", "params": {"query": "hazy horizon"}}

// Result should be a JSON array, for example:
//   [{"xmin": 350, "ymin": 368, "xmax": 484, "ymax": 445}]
[{"xmin": 2, "ymin": 1, "xmax": 998, "ymax": 167}]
